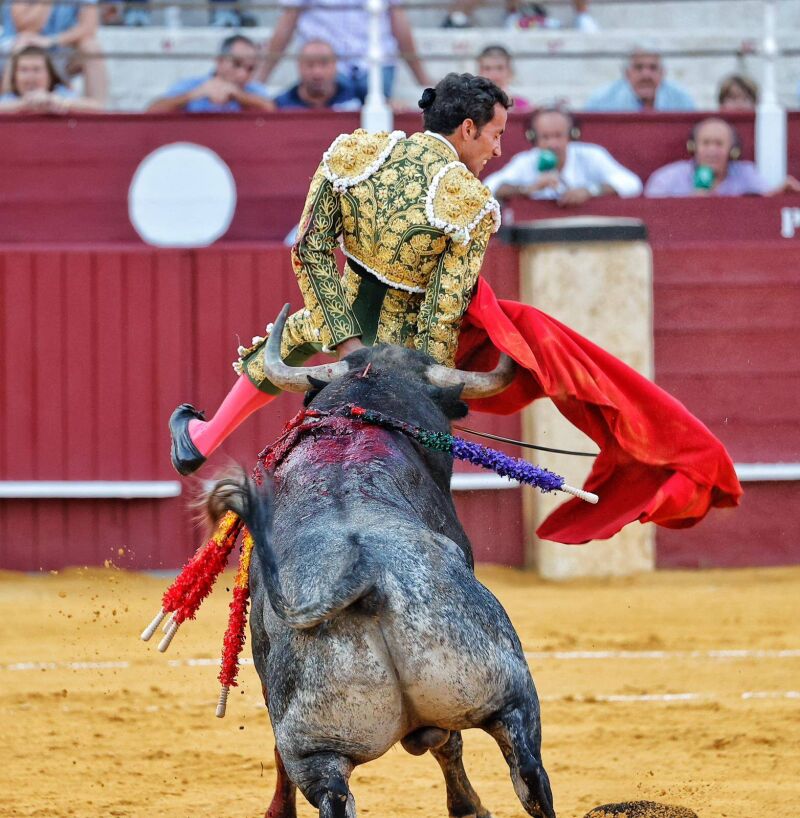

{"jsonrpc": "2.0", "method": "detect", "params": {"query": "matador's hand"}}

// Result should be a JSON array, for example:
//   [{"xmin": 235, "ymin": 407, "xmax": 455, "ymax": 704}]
[{"xmin": 336, "ymin": 338, "xmax": 365, "ymax": 360}]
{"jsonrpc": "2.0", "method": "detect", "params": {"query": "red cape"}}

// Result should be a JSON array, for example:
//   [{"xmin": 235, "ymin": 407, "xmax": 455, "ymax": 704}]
[{"xmin": 455, "ymin": 278, "xmax": 742, "ymax": 545}]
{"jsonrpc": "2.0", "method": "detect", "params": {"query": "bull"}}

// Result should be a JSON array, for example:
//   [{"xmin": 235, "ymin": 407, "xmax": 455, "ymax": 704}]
[{"xmin": 207, "ymin": 305, "xmax": 556, "ymax": 818}]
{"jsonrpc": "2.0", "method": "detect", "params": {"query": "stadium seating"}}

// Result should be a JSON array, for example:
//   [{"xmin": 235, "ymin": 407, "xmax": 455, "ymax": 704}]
[{"xmin": 93, "ymin": 0, "xmax": 799, "ymax": 111}]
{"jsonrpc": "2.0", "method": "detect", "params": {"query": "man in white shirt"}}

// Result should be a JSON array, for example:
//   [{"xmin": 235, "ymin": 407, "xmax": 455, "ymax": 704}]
[{"xmin": 484, "ymin": 107, "xmax": 642, "ymax": 207}]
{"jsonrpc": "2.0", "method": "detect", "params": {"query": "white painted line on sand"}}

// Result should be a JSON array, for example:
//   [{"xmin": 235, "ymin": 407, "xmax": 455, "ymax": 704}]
[
  {"xmin": 524, "ymin": 648, "xmax": 800, "ymax": 660},
  {"xmin": 6, "ymin": 658, "xmax": 797, "ymax": 705},
  {"xmin": 166, "ymin": 657, "xmax": 254, "ymax": 667},
  {"xmin": 540, "ymin": 691, "xmax": 800, "ymax": 704},
  {"xmin": 4, "ymin": 660, "xmax": 131, "ymax": 671},
  {"xmin": 5, "ymin": 649, "xmax": 800, "ymax": 673}
]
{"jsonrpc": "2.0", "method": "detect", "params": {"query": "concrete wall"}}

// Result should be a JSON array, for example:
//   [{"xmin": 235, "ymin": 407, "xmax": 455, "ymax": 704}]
[{"xmin": 515, "ymin": 221, "xmax": 656, "ymax": 578}]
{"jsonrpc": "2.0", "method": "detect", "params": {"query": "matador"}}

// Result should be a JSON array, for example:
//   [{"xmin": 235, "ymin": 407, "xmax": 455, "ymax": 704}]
[{"xmin": 170, "ymin": 73, "xmax": 741, "ymax": 544}]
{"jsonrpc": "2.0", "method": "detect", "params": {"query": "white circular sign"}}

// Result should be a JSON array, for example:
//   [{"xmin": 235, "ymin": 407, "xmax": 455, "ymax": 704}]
[{"xmin": 128, "ymin": 142, "xmax": 237, "ymax": 247}]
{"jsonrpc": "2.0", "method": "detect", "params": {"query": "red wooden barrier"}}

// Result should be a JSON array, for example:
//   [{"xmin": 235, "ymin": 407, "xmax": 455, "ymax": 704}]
[
  {"xmin": 652, "ymin": 241, "xmax": 800, "ymax": 568},
  {"xmin": 0, "ymin": 243, "xmax": 524, "ymax": 570},
  {"xmin": 3, "ymin": 233, "xmax": 798, "ymax": 571},
  {"xmin": 2, "ymin": 111, "xmax": 799, "ymax": 571},
  {"xmin": 506, "ymin": 195, "xmax": 800, "ymax": 244}
]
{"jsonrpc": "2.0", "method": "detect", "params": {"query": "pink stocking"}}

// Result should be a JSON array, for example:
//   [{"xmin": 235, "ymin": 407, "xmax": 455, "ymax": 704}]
[{"xmin": 188, "ymin": 375, "xmax": 275, "ymax": 457}]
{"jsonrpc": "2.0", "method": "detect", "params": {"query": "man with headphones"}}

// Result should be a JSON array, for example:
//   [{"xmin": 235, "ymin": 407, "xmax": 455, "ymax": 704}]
[
  {"xmin": 485, "ymin": 106, "xmax": 642, "ymax": 207},
  {"xmin": 644, "ymin": 117, "xmax": 799, "ymax": 197}
]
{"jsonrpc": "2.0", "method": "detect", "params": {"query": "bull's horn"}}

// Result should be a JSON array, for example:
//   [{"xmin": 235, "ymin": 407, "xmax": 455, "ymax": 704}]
[
  {"xmin": 263, "ymin": 304, "xmax": 349, "ymax": 393},
  {"xmin": 426, "ymin": 353, "xmax": 516, "ymax": 399}
]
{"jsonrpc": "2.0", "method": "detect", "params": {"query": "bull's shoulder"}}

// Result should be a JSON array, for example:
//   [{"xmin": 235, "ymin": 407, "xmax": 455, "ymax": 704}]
[
  {"xmin": 425, "ymin": 162, "xmax": 501, "ymax": 244},
  {"xmin": 321, "ymin": 128, "xmax": 407, "ymax": 192}
]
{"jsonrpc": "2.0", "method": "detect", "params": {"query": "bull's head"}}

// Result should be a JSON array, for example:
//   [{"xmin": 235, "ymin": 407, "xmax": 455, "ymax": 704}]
[{"xmin": 262, "ymin": 304, "xmax": 515, "ymax": 399}]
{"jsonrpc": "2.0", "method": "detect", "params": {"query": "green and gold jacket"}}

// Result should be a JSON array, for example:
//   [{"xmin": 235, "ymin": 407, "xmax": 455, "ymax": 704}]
[{"xmin": 291, "ymin": 128, "xmax": 501, "ymax": 366}]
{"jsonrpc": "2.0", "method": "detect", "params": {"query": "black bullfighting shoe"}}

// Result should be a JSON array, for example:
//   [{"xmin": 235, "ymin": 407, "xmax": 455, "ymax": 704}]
[{"xmin": 169, "ymin": 404, "xmax": 207, "ymax": 476}]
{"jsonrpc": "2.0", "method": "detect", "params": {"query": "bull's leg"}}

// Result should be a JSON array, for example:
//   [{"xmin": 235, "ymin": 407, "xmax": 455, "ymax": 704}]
[
  {"xmin": 485, "ymin": 704, "xmax": 555, "ymax": 818},
  {"xmin": 289, "ymin": 751, "xmax": 356, "ymax": 818},
  {"xmin": 266, "ymin": 747, "xmax": 297, "ymax": 818},
  {"xmin": 430, "ymin": 730, "xmax": 492, "ymax": 818}
]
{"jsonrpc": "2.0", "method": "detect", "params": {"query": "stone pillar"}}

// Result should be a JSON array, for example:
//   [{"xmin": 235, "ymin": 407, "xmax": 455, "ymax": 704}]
[{"xmin": 504, "ymin": 217, "xmax": 656, "ymax": 579}]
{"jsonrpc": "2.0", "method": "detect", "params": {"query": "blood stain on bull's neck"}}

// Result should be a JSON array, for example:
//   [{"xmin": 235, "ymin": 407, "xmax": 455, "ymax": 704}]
[{"xmin": 303, "ymin": 425, "xmax": 396, "ymax": 466}]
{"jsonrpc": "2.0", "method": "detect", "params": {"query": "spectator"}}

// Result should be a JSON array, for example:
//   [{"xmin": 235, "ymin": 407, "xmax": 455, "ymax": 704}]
[
  {"xmin": 2, "ymin": 0, "xmax": 108, "ymax": 104},
  {"xmin": 122, "ymin": 1, "xmax": 152, "ymax": 27},
  {"xmin": 274, "ymin": 40, "xmax": 361, "ymax": 110},
  {"xmin": 476, "ymin": 45, "xmax": 532, "ymax": 113},
  {"xmin": 98, "ymin": 0, "xmax": 152, "ymax": 27},
  {"xmin": 147, "ymin": 34, "xmax": 274, "ymax": 113},
  {"xmin": 102, "ymin": 0, "xmax": 258, "ymax": 27},
  {"xmin": 485, "ymin": 106, "xmax": 642, "ymax": 206},
  {"xmin": 255, "ymin": 0, "xmax": 431, "ymax": 101},
  {"xmin": 645, "ymin": 117, "xmax": 800, "ymax": 197},
  {"xmin": 718, "ymin": 73, "xmax": 758, "ymax": 110},
  {"xmin": 584, "ymin": 47, "xmax": 695, "ymax": 112},
  {"xmin": 208, "ymin": 0, "xmax": 258, "ymax": 27},
  {"xmin": 571, "ymin": 0, "xmax": 599, "ymax": 31},
  {"xmin": 444, "ymin": 0, "xmax": 598, "ymax": 31},
  {"xmin": 0, "ymin": 44, "xmax": 101, "ymax": 112}
]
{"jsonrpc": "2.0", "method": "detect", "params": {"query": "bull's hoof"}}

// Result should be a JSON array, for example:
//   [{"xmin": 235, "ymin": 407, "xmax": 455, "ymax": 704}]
[
  {"xmin": 583, "ymin": 802, "xmax": 699, "ymax": 818},
  {"xmin": 169, "ymin": 403, "xmax": 207, "ymax": 476}
]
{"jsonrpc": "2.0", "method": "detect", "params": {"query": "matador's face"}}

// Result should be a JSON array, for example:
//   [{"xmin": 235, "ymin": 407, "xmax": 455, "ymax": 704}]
[{"xmin": 460, "ymin": 103, "xmax": 507, "ymax": 177}]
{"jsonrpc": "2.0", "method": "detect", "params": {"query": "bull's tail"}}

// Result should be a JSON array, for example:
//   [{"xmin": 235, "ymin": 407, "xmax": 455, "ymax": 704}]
[{"xmin": 205, "ymin": 471, "xmax": 376, "ymax": 630}]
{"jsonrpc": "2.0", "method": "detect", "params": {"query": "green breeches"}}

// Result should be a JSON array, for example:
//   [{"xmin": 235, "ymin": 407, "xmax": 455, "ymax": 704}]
[{"xmin": 239, "ymin": 262, "xmax": 424, "ymax": 394}]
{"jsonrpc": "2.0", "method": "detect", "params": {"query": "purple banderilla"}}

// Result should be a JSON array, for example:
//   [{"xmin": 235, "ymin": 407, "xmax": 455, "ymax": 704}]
[{"xmin": 345, "ymin": 404, "xmax": 565, "ymax": 494}]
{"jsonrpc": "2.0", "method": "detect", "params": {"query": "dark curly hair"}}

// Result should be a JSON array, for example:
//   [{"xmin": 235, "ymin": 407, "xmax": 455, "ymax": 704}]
[{"xmin": 419, "ymin": 73, "xmax": 511, "ymax": 135}]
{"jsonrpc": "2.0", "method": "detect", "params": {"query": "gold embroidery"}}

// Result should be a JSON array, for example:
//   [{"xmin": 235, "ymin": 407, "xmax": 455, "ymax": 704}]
[
  {"xmin": 292, "ymin": 161, "xmax": 361, "ymax": 348},
  {"xmin": 376, "ymin": 288, "xmax": 423, "ymax": 348},
  {"xmin": 286, "ymin": 130, "xmax": 495, "ymax": 367},
  {"xmin": 337, "ymin": 132, "xmax": 459, "ymax": 293},
  {"xmin": 431, "ymin": 164, "xmax": 493, "ymax": 230},
  {"xmin": 414, "ymin": 210, "xmax": 494, "ymax": 366},
  {"xmin": 326, "ymin": 129, "xmax": 395, "ymax": 183},
  {"xmin": 240, "ymin": 309, "xmax": 321, "ymax": 390}
]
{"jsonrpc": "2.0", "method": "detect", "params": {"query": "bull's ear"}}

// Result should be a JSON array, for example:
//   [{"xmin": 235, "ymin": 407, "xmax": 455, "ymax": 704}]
[
  {"xmin": 302, "ymin": 376, "xmax": 329, "ymax": 406},
  {"xmin": 429, "ymin": 385, "xmax": 469, "ymax": 419}
]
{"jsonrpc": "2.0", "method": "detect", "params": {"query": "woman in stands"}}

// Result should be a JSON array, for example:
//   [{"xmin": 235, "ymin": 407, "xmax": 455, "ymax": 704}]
[
  {"xmin": 475, "ymin": 45, "xmax": 532, "ymax": 112},
  {"xmin": 0, "ymin": 45, "xmax": 102, "ymax": 113},
  {"xmin": 717, "ymin": 74, "xmax": 758, "ymax": 111}
]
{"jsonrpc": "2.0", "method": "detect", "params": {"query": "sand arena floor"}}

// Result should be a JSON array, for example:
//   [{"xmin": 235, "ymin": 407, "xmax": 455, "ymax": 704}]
[{"xmin": 1, "ymin": 564, "xmax": 799, "ymax": 818}]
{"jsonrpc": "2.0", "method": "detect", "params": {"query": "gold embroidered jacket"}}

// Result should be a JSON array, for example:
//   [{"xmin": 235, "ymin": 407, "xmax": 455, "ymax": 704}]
[{"xmin": 291, "ymin": 129, "xmax": 501, "ymax": 366}]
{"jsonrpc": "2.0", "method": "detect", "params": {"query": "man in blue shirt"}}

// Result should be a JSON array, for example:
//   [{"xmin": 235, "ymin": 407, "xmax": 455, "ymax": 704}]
[
  {"xmin": 584, "ymin": 47, "xmax": 695, "ymax": 112},
  {"xmin": 274, "ymin": 40, "xmax": 361, "ymax": 111},
  {"xmin": 147, "ymin": 34, "xmax": 275, "ymax": 113},
  {"xmin": 3, "ymin": 0, "xmax": 107, "ymax": 103}
]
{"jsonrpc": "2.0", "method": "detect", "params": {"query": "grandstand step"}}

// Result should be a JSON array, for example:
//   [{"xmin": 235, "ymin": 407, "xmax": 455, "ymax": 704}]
[
  {"xmin": 118, "ymin": 1, "xmax": 800, "ymax": 34},
  {"xmin": 99, "ymin": 25, "xmax": 797, "ymax": 112},
  {"xmin": 561, "ymin": 0, "xmax": 799, "ymax": 32}
]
